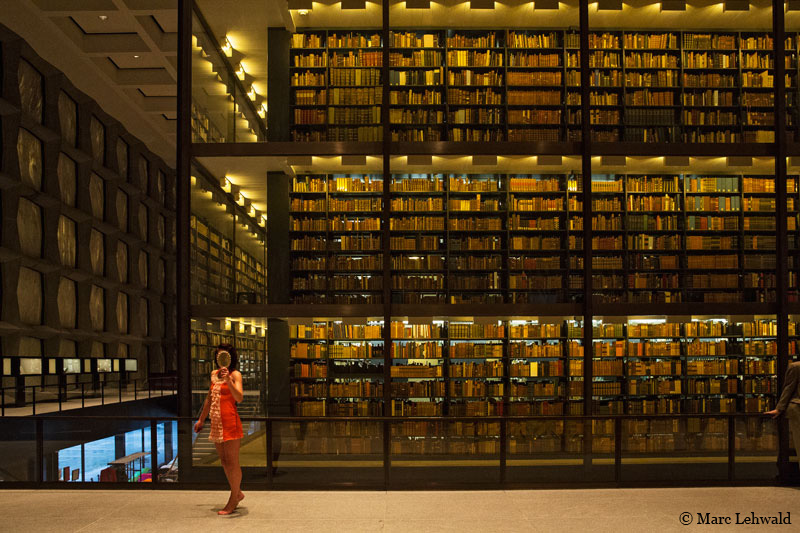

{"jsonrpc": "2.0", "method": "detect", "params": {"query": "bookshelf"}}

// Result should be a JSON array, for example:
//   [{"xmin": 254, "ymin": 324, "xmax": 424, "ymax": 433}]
[
  {"xmin": 290, "ymin": 30, "xmax": 383, "ymax": 142},
  {"xmin": 790, "ymin": 175, "xmax": 799, "ymax": 302},
  {"xmin": 284, "ymin": 315, "xmax": 776, "ymax": 456},
  {"xmin": 289, "ymin": 29, "xmax": 799, "ymax": 143},
  {"xmin": 293, "ymin": 172, "xmax": 775, "ymax": 305},
  {"xmin": 290, "ymin": 174, "xmax": 383, "ymax": 304},
  {"xmin": 190, "ymin": 213, "xmax": 266, "ymax": 304},
  {"xmin": 290, "ymin": 319, "xmax": 385, "ymax": 417},
  {"xmin": 191, "ymin": 320, "xmax": 266, "ymax": 392},
  {"xmin": 389, "ymin": 30, "xmax": 446, "ymax": 141}
]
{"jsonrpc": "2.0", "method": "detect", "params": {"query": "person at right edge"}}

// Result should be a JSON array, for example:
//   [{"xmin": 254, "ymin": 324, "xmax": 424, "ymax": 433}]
[{"xmin": 765, "ymin": 360, "xmax": 800, "ymax": 463}]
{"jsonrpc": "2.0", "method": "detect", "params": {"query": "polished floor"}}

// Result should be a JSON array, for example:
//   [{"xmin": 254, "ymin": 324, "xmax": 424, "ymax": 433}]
[{"xmin": 2, "ymin": 487, "xmax": 798, "ymax": 532}]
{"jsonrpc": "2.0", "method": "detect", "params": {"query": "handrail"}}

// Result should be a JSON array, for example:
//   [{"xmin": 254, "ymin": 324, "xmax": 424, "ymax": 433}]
[
  {"xmin": 0, "ymin": 412, "xmax": 773, "ymax": 422},
  {"xmin": 0, "ymin": 378, "xmax": 178, "ymax": 416}
]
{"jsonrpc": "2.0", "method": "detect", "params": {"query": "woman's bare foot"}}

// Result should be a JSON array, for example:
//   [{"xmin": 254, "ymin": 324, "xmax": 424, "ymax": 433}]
[{"xmin": 217, "ymin": 492, "xmax": 244, "ymax": 515}]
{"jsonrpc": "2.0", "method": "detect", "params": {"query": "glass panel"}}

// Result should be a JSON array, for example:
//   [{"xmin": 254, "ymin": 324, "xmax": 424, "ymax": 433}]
[
  {"xmin": 621, "ymin": 416, "xmax": 729, "ymax": 481},
  {"xmin": 270, "ymin": 420, "xmax": 383, "ymax": 487},
  {"xmin": 191, "ymin": 317, "xmax": 266, "ymax": 412},
  {"xmin": 0, "ymin": 419, "xmax": 37, "ymax": 482},
  {"xmin": 735, "ymin": 415, "xmax": 777, "ymax": 480},
  {"xmin": 192, "ymin": 1, "xmax": 269, "ymax": 143},
  {"xmin": 390, "ymin": 419, "xmax": 500, "ymax": 486}
]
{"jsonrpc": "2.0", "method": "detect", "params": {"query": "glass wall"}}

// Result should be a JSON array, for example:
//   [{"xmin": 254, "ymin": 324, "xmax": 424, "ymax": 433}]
[{"xmin": 183, "ymin": 0, "xmax": 792, "ymax": 485}]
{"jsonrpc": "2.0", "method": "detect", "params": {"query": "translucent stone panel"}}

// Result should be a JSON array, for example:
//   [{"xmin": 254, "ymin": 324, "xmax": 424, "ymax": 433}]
[
  {"xmin": 138, "ymin": 203, "xmax": 148, "ymax": 239},
  {"xmin": 57, "ymin": 215, "xmax": 77, "ymax": 268},
  {"xmin": 17, "ymin": 198, "xmax": 42, "ymax": 257},
  {"xmin": 138, "ymin": 250, "xmax": 148, "ymax": 288},
  {"xmin": 17, "ymin": 267, "xmax": 42, "ymax": 324},
  {"xmin": 17, "ymin": 129, "xmax": 42, "ymax": 190},
  {"xmin": 19, "ymin": 336, "xmax": 42, "ymax": 357},
  {"xmin": 57, "ymin": 153, "xmax": 77, "ymax": 206},
  {"xmin": 156, "ymin": 215, "xmax": 165, "ymax": 248},
  {"xmin": 90, "ymin": 229, "xmax": 104, "ymax": 275},
  {"xmin": 58, "ymin": 92, "xmax": 77, "ymax": 146},
  {"xmin": 138, "ymin": 156, "xmax": 149, "ymax": 192},
  {"xmin": 90, "ymin": 285, "xmax": 104, "ymax": 331},
  {"xmin": 116, "ymin": 240, "xmax": 128, "ymax": 283},
  {"xmin": 91, "ymin": 341, "xmax": 104, "ymax": 357},
  {"xmin": 59, "ymin": 339, "xmax": 77, "ymax": 357},
  {"xmin": 89, "ymin": 173, "xmax": 104, "ymax": 219},
  {"xmin": 116, "ymin": 189, "xmax": 128, "ymax": 231},
  {"xmin": 18, "ymin": 59, "xmax": 43, "ymax": 123},
  {"xmin": 57, "ymin": 277, "xmax": 77, "ymax": 328},
  {"xmin": 117, "ymin": 139, "xmax": 129, "ymax": 179},
  {"xmin": 90, "ymin": 116, "xmax": 105, "ymax": 164},
  {"xmin": 117, "ymin": 292, "xmax": 129, "ymax": 334}
]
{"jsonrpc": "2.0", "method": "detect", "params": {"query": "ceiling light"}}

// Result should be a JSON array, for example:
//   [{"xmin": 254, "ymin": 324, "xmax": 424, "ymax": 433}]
[
  {"xmin": 98, "ymin": 15, "xmax": 108, "ymax": 21},
  {"xmin": 236, "ymin": 65, "xmax": 246, "ymax": 80},
  {"xmin": 133, "ymin": 55, "xmax": 140, "ymax": 59},
  {"xmin": 248, "ymin": 87, "xmax": 257, "ymax": 101},
  {"xmin": 298, "ymin": 9, "xmax": 309, "ymax": 15}
]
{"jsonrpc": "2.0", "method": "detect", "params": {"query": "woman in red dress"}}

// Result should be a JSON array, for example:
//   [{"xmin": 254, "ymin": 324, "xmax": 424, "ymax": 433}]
[{"xmin": 194, "ymin": 344, "xmax": 245, "ymax": 515}]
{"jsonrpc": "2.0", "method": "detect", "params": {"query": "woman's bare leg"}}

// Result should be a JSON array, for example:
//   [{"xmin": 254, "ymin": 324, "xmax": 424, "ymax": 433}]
[{"xmin": 218, "ymin": 439, "xmax": 243, "ymax": 514}]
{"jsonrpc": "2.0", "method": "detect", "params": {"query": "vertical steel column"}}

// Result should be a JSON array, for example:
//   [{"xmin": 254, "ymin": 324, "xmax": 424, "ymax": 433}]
[
  {"xmin": 579, "ymin": 0, "xmax": 594, "ymax": 468},
  {"xmin": 381, "ymin": 0, "xmax": 393, "ymax": 489},
  {"xmin": 176, "ymin": 0, "xmax": 194, "ymax": 481},
  {"xmin": 773, "ymin": 0, "xmax": 791, "ymax": 481},
  {"xmin": 151, "ymin": 419, "xmax": 160, "ymax": 484}
]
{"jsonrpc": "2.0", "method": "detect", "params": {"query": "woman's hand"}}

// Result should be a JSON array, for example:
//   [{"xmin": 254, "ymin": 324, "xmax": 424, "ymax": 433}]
[
  {"xmin": 765, "ymin": 409, "xmax": 781, "ymax": 419},
  {"xmin": 218, "ymin": 367, "xmax": 230, "ymax": 382},
  {"xmin": 194, "ymin": 420, "xmax": 204, "ymax": 433}
]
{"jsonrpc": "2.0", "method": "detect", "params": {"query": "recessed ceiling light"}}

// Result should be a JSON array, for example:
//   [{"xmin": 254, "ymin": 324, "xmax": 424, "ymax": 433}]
[
  {"xmin": 298, "ymin": 9, "xmax": 309, "ymax": 15},
  {"xmin": 133, "ymin": 55, "xmax": 141, "ymax": 58},
  {"xmin": 98, "ymin": 15, "xmax": 108, "ymax": 21}
]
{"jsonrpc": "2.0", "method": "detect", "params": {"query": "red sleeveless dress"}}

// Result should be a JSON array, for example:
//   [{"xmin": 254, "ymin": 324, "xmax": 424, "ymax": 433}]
[{"xmin": 208, "ymin": 374, "xmax": 243, "ymax": 443}]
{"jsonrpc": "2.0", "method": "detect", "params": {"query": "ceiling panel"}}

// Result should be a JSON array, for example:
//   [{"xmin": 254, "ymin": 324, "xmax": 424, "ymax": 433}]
[
  {"xmin": 108, "ymin": 52, "xmax": 164, "ymax": 68},
  {"xmin": 71, "ymin": 13, "xmax": 135, "ymax": 33}
]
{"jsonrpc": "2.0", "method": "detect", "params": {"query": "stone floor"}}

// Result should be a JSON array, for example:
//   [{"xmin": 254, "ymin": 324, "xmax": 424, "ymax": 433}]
[{"xmin": 2, "ymin": 487, "xmax": 799, "ymax": 532}]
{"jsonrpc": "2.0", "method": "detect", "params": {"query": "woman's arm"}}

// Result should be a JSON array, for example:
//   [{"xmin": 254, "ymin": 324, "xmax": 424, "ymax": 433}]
[{"xmin": 227, "ymin": 370, "xmax": 244, "ymax": 403}]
